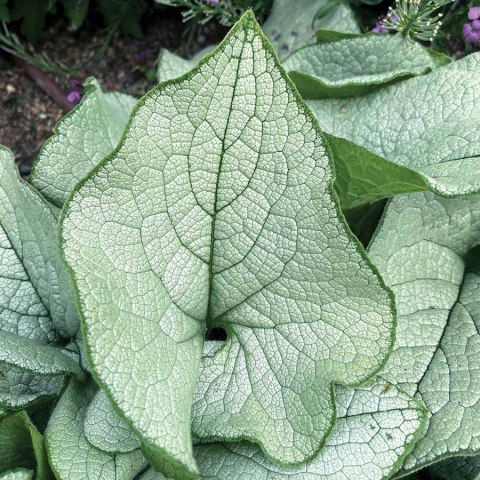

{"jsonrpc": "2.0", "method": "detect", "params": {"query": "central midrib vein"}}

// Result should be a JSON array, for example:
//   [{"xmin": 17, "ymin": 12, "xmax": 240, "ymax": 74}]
[{"xmin": 205, "ymin": 40, "xmax": 246, "ymax": 327}]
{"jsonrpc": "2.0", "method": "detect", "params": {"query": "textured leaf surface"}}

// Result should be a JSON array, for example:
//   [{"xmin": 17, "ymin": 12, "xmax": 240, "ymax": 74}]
[
  {"xmin": 0, "ymin": 146, "xmax": 77, "ymax": 340},
  {"xmin": 0, "ymin": 366, "xmax": 63, "ymax": 411},
  {"xmin": 428, "ymin": 455, "xmax": 480, "ymax": 480},
  {"xmin": 328, "ymin": 135, "xmax": 429, "ymax": 210},
  {"xmin": 45, "ymin": 380, "xmax": 146, "ymax": 480},
  {"xmin": 0, "ymin": 330, "xmax": 82, "ymax": 378},
  {"xmin": 0, "ymin": 411, "xmax": 51, "ymax": 479},
  {"xmin": 309, "ymin": 53, "xmax": 480, "ymax": 197},
  {"xmin": 263, "ymin": 0, "xmax": 358, "ymax": 59},
  {"xmin": 369, "ymin": 193, "xmax": 480, "ymax": 472},
  {"xmin": 283, "ymin": 34, "xmax": 441, "ymax": 99},
  {"xmin": 313, "ymin": 2, "xmax": 360, "ymax": 35},
  {"xmin": 189, "ymin": 380, "xmax": 426, "ymax": 480},
  {"xmin": 84, "ymin": 390, "xmax": 141, "ymax": 453},
  {"xmin": 30, "ymin": 79, "xmax": 136, "ymax": 207},
  {"xmin": 61, "ymin": 12, "xmax": 394, "ymax": 478}
]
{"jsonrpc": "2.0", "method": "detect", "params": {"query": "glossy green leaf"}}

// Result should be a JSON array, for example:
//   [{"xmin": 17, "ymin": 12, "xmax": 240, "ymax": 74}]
[
  {"xmin": 0, "ymin": 410, "xmax": 51, "ymax": 479},
  {"xmin": 61, "ymin": 12, "xmax": 394, "ymax": 479},
  {"xmin": 83, "ymin": 390, "xmax": 141, "ymax": 454},
  {"xmin": 368, "ymin": 193, "xmax": 480, "ymax": 472},
  {"xmin": 427, "ymin": 455, "xmax": 480, "ymax": 480},
  {"xmin": 284, "ymin": 34, "xmax": 445, "ymax": 99},
  {"xmin": 327, "ymin": 135, "xmax": 429, "ymax": 210},
  {"xmin": 309, "ymin": 53, "xmax": 480, "ymax": 198},
  {"xmin": 45, "ymin": 380, "xmax": 146, "ymax": 480},
  {"xmin": 30, "ymin": 79, "xmax": 136, "ymax": 208}
]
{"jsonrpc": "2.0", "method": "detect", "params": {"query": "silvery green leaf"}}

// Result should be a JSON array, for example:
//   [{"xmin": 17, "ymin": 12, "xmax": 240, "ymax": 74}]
[
  {"xmin": 313, "ymin": 1, "xmax": 360, "ymax": 35},
  {"xmin": 30, "ymin": 79, "xmax": 136, "ymax": 207},
  {"xmin": 156, "ymin": 46, "xmax": 215, "ymax": 84},
  {"xmin": 263, "ymin": 0, "xmax": 358, "ymax": 59},
  {"xmin": 427, "ymin": 455, "xmax": 480, "ymax": 480},
  {"xmin": 141, "ymin": 380, "xmax": 426, "ymax": 480},
  {"xmin": 0, "ymin": 331, "xmax": 82, "ymax": 378},
  {"xmin": 83, "ymin": 390, "xmax": 141, "ymax": 453},
  {"xmin": 0, "ymin": 366, "xmax": 64, "ymax": 411},
  {"xmin": 284, "ymin": 34, "xmax": 444, "ymax": 99},
  {"xmin": 0, "ymin": 146, "xmax": 77, "ymax": 341},
  {"xmin": 61, "ymin": 12, "xmax": 394, "ymax": 479},
  {"xmin": 368, "ymin": 193, "xmax": 480, "ymax": 472},
  {"xmin": 45, "ymin": 380, "xmax": 146, "ymax": 480},
  {"xmin": 309, "ymin": 54, "xmax": 480, "ymax": 198}
]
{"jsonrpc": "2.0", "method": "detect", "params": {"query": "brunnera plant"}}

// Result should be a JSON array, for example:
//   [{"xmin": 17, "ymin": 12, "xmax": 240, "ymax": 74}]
[{"xmin": 0, "ymin": 5, "xmax": 480, "ymax": 480}]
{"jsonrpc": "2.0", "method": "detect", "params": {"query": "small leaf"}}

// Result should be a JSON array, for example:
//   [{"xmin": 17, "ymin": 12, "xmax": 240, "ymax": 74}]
[
  {"xmin": 369, "ymin": 193, "xmax": 480, "ymax": 472},
  {"xmin": 284, "ymin": 34, "xmax": 444, "ymax": 99},
  {"xmin": 0, "ymin": 411, "xmax": 52, "ymax": 479},
  {"xmin": 263, "ymin": 0, "xmax": 356, "ymax": 58},
  {"xmin": 45, "ymin": 380, "xmax": 146, "ymax": 480},
  {"xmin": 30, "ymin": 79, "xmax": 136, "ymax": 207},
  {"xmin": 0, "ymin": 331, "xmax": 83, "ymax": 379},
  {"xmin": 61, "ymin": 12, "xmax": 394, "ymax": 479},
  {"xmin": 327, "ymin": 135, "xmax": 429, "ymax": 210},
  {"xmin": 309, "ymin": 53, "xmax": 480, "ymax": 199},
  {"xmin": 84, "ymin": 390, "xmax": 141, "ymax": 453},
  {"xmin": 0, "ymin": 366, "xmax": 64, "ymax": 411}
]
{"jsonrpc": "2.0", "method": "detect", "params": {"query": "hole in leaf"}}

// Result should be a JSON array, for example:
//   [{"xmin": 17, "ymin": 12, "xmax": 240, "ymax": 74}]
[{"xmin": 205, "ymin": 326, "xmax": 227, "ymax": 341}]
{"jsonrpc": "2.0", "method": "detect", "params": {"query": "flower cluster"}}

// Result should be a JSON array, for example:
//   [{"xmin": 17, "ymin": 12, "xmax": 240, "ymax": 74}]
[
  {"xmin": 463, "ymin": 7, "xmax": 480, "ymax": 43},
  {"xmin": 381, "ymin": 0, "xmax": 453, "ymax": 41}
]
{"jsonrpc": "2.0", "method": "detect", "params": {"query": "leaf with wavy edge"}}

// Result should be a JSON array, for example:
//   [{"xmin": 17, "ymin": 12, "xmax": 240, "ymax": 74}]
[
  {"xmin": 83, "ymin": 390, "xmax": 141, "ymax": 454},
  {"xmin": 45, "ymin": 380, "xmax": 146, "ymax": 480},
  {"xmin": 284, "ymin": 34, "xmax": 445, "ymax": 99},
  {"xmin": 61, "ymin": 12, "xmax": 394, "ymax": 479},
  {"xmin": 141, "ymin": 379, "xmax": 426, "ymax": 480},
  {"xmin": 309, "ymin": 54, "xmax": 480, "ymax": 198},
  {"xmin": 30, "ymin": 79, "xmax": 136, "ymax": 207},
  {"xmin": 368, "ymin": 193, "xmax": 480, "ymax": 473}
]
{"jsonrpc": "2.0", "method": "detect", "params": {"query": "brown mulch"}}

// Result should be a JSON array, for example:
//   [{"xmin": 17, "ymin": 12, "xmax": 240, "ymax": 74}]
[{"xmin": 0, "ymin": 7, "xmax": 227, "ymax": 174}]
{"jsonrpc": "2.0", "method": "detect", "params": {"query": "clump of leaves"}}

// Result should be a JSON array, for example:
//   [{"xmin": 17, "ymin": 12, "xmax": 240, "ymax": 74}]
[{"xmin": 1, "ymin": 2, "xmax": 480, "ymax": 480}]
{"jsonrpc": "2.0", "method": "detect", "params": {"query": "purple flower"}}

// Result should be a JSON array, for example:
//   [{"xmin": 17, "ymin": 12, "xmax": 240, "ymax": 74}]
[
  {"xmin": 468, "ymin": 6, "xmax": 480, "ymax": 20},
  {"xmin": 69, "ymin": 78, "xmax": 82, "ymax": 87},
  {"xmin": 372, "ymin": 21, "xmax": 389, "ymax": 33},
  {"xmin": 67, "ymin": 91, "xmax": 82, "ymax": 104},
  {"xmin": 463, "ymin": 21, "xmax": 480, "ymax": 43},
  {"xmin": 204, "ymin": 0, "xmax": 219, "ymax": 3}
]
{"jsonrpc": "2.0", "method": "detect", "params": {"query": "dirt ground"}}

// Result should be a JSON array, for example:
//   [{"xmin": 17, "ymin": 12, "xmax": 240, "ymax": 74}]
[{"xmin": 0, "ymin": 7, "xmax": 227, "ymax": 175}]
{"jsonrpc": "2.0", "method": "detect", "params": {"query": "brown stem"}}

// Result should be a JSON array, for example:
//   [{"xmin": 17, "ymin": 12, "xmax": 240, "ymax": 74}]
[{"xmin": 15, "ymin": 58, "xmax": 73, "ymax": 112}]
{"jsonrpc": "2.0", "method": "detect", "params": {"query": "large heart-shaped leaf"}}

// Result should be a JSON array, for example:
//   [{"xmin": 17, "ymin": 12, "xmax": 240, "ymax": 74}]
[
  {"xmin": 61, "ymin": 12, "xmax": 394, "ymax": 479},
  {"xmin": 368, "ymin": 193, "xmax": 480, "ymax": 473},
  {"xmin": 309, "ymin": 53, "xmax": 480, "ymax": 199},
  {"xmin": 283, "ymin": 34, "xmax": 446, "ymax": 99},
  {"xmin": 30, "ymin": 79, "xmax": 136, "ymax": 208}
]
